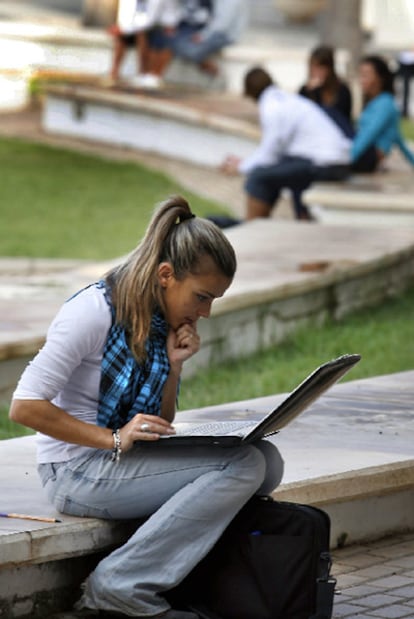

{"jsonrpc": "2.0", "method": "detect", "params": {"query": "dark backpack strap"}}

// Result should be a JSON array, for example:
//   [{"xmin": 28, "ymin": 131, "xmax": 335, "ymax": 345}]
[
  {"xmin": 310, "ymin": 552, "xmax": 337, "ymax": 619},
  {"xmin": 310, "ymin": 576, "xmax": 337, "ymax": 619}
]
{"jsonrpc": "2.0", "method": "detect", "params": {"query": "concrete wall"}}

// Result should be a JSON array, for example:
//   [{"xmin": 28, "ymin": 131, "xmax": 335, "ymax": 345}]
[
  {"xmin": 43, "ymin": 93, "xmax": 259, "ymax": 167},
  {"xmin": 249, "ymin": 0, "xmax": 285, "ymax": 27},
  {"xmin": 185, "ymin": 251, "xmax": 414, "ymax": 377},
  {"xmin": 2, "ymin": 248, "xmax": 414, "ymax": 392}
]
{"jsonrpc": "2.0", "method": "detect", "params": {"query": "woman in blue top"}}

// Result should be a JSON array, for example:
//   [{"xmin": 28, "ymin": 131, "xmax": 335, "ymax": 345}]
[{"xmin": 352, "ymin": 55, "xmax": 414, "ymax": 172}]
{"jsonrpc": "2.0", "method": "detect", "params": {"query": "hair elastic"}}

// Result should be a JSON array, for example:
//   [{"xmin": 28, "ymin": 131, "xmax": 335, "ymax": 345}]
[{"xmin": 175, "ymin": 213, "xmax": 196, "ymax": 225}]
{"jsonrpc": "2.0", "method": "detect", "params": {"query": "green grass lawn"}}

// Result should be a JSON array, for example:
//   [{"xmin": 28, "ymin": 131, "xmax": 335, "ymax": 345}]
[
  {"xmin": 0, "ymin": 137, "xmax": 229, "ymax": 259},
  {"xmin": 3, "ymin": 285, "xmax": 414, "ymax": 439}
]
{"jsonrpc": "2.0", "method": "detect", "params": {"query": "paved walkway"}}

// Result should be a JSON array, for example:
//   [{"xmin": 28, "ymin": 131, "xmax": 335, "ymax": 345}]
[{"xmin": 332, "ymin": 533, "xmax": 414, "ymax": 618}]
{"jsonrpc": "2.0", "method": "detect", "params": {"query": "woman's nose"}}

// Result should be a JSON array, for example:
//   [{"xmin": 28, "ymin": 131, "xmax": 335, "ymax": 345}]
[{"xmin": 198, "ymin": 303, "xmax": 212, "ymax": 318}]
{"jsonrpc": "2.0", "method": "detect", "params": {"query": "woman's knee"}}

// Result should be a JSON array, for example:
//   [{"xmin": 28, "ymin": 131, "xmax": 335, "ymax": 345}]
[{"xmin": 254, "ymin": 440, "xmax": 284, "ymax": 494}]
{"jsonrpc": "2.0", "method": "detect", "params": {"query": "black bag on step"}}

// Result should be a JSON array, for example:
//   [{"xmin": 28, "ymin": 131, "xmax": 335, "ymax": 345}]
[{"xmin": 167, "ymin": 495, "xmax": 336, "ymax": 619}]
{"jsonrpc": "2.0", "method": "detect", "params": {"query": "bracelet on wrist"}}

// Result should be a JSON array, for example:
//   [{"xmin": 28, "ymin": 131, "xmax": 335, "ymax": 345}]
[{"xmin": 111, "ymin": 428, "xmax": 122, "ymax": 464}]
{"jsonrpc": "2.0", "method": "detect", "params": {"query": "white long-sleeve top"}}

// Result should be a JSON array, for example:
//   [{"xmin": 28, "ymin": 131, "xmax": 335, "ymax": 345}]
[
  {"xmin": 13, "ymin": 286, "xmax": 111, "ymax": 464},
  {"xmin": 117, "ymin": 0, "xmax": 181, "ymax": 34},
  {"xmin": 239, "ymin": 86, "xmax": 352, "ymax": 175}
]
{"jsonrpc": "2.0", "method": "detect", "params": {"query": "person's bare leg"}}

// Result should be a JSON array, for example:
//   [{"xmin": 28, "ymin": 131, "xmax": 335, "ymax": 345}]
[
  {"xmin": 199, "ymin": 57, "xmax": 219, "ymax": 76},
  {"xmin": 111, "ymin": 36, "xmax": 127, "ymax": 81},
  {"xmin": 246, "ymin": 195, "xmax": 272, "ymax": 219},
  {"xmin": 149, "ymin": 48, "xmax": 173, "ymax": 76},
  {"xmin": 136, "ymin": 31, "xmax": 150, "ymax": 74}
]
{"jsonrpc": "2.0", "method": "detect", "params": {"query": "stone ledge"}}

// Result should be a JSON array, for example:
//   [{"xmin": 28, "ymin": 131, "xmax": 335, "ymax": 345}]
[
  {"xmin": 44, "ymin": 84, "xmax": 260, "ymax": 141},
  {"xmin": 1, "ymin": 453, "xmax": 412, "ymax": 570},
  {"xmin": 305, "ymin": 184, "xmax": 414, "ymax": 212},
  {"xmin": 214, "ymin": 241, "xmax": 414, "ymax": 315},
  {"xmin": 2, "ymin": 221, "xmax": 414, "ymax": 379},
  {"xmin": 4, "ymin": 459, "xmax": 410, "ymax": 571},
  {"xmin": 274, "ymin": 459, "xmax": 414, "ymax": 506},
  {"xmin": 2, "ymin": 239, "xmax": 414, "ymax": 369},
  {"xmin": 303, "ymin": 170, "xmax": 414, "ymax": 225},
  {"xmin": 2, "ymin": 370, "xmax": 414, "ymax": 616},
  {"xmin": 0, "ymin": 336, "xmax": 45, "ymax": 362},
  {"xmin": 0, "ymin": 21, "xmax": 109, "ymax": 49},
  {"xmin": 0, "ymin": 518, "xmax": 137, "ymax": 569},
  {"xmin": 0, "ymin": 257, "xmax": 85, "ymax": 276}
]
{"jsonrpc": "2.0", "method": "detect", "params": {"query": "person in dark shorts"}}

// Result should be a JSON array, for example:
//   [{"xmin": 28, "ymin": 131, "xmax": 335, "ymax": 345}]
[{"xmin": 106, "ymin": 0, "xmax": 180, "ymax": 88}]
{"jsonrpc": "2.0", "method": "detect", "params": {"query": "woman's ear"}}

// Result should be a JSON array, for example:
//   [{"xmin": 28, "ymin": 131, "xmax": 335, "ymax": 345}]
[{"xmin": 157, "ymin": 262, "xmax": 175, "ymax": 288}]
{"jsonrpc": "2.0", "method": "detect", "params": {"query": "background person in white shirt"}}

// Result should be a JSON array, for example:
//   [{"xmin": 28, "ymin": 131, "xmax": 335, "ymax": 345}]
[
  {"xmin": 221, "ymin": 67, "xmax": 352, "ymax": 221},
  {"xmin": 108, "ymin": 0, "xmax": 181, "ymax": 87}
]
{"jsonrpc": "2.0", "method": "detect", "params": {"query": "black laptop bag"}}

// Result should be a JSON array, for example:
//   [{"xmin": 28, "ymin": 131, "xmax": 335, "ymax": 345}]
[{"xmin": 167, "ymin": 495, "xmax": 336, "ymax": 619}]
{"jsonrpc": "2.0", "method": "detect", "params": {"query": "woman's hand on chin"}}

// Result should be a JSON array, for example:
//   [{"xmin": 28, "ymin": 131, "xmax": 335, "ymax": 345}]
[{"xmin": 167, "ymin": 324, "xmax": 200, "ymax": 369}]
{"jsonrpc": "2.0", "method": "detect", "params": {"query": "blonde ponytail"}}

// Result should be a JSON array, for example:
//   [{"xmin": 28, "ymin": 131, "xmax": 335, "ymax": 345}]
[{"xmin": 106, "ymin": 196, "xmax": 236, "ymax": 360}]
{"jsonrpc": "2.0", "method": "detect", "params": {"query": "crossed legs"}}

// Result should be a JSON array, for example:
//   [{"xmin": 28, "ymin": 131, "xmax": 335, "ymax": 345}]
[{"xmin": 39, "ymin": 440, "xmax": 283, "ymax": 617}]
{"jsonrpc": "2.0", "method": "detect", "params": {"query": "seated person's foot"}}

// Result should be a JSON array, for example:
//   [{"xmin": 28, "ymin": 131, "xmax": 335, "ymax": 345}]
[
  {"xmin": 140, "ymin": 73, "xmax": 164, "ymax": 89},
  {"xmin": 198, "ymin": 59, "xmax": 219, "ymax": 77},
  {"xmin": 128, "ymin": 74, "xmax": 163, "ymax": 89},
  {"xmin": 297, "ymin": 207, "xmax": 316, "ymax": 222},
  {"xmin": 100, "ymin": 75, "xmax": 118, "ymax": 88}
]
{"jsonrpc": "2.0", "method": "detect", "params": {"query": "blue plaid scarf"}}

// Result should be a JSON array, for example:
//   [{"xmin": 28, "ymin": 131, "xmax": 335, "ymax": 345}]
[{"xmin": 95, "ymin": 280, "xmax": 170, "ymax": 429}]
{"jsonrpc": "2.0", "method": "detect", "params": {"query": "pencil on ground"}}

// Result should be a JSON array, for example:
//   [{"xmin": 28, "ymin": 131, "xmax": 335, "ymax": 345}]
[{"xmin": 0, "ymin": 512, "xmax": 62, "ymax": 523}]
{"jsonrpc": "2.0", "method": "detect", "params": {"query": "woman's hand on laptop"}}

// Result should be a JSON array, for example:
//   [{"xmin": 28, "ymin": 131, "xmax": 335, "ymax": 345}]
[
  {"xmin": 120, "ymin": 414, "xmax": 176, "ymax": 449},
  {"xmin": 167, "ymin": 324, "xmax": 200, "ymax": 370}
]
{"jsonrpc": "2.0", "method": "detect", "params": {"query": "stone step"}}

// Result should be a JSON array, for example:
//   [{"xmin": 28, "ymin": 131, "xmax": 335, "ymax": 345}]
[
  {"xmin": 42, "ymin": 82, "xmax": 260, "ymax": 167},
  {"xmin": 303, "ymin": 167, "xmax": 414, "ymax": 226},
  {"xmin": 2, "ymin": 218, "xmax": 414, "ymax": 398},
  {"xmin": 1, "ymin": 370, "xmax": 414, "ymax": 617}
]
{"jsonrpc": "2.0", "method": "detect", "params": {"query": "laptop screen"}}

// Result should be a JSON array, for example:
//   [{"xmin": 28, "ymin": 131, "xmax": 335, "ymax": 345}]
[{"xmin": 244, "ymin": 353, "xmax": 361, "ymax": 442}]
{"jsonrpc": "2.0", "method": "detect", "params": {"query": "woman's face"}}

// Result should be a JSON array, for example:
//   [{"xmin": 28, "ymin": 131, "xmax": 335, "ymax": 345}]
[
  {"xmin": 158, "ymin": 256, "xmax": 232, "ymax": 331},
  {"xmin": 309, "ymin": 61, "xmax": 330, "ymax": 86},
  {"xmin": 359, "ymin": 62, "xmax": 382, "ymax": 98}
]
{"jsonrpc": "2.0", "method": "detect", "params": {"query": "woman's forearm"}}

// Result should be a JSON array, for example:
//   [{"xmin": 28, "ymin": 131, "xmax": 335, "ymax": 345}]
[{"xmin": 9, "ymin": 399, "xmax": 113, "ymax": 450}]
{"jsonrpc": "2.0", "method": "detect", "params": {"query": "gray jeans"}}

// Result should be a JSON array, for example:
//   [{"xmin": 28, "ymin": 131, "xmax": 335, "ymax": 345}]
[{"xmin": 38, "ymin": 440, "xmax": 283, "ymax": 617}]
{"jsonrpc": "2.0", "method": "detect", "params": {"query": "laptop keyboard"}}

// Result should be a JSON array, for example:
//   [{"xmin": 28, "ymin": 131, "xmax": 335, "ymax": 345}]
[{"xmin": 174, "ymin": 419, "xmax": 257, "ymax": 437}]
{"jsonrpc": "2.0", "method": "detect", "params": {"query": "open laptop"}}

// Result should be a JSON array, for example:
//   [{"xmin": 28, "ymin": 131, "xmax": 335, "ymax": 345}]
[{"xmin": 158, "ymin": 353, "xmax": 361, "ymax": 447}]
